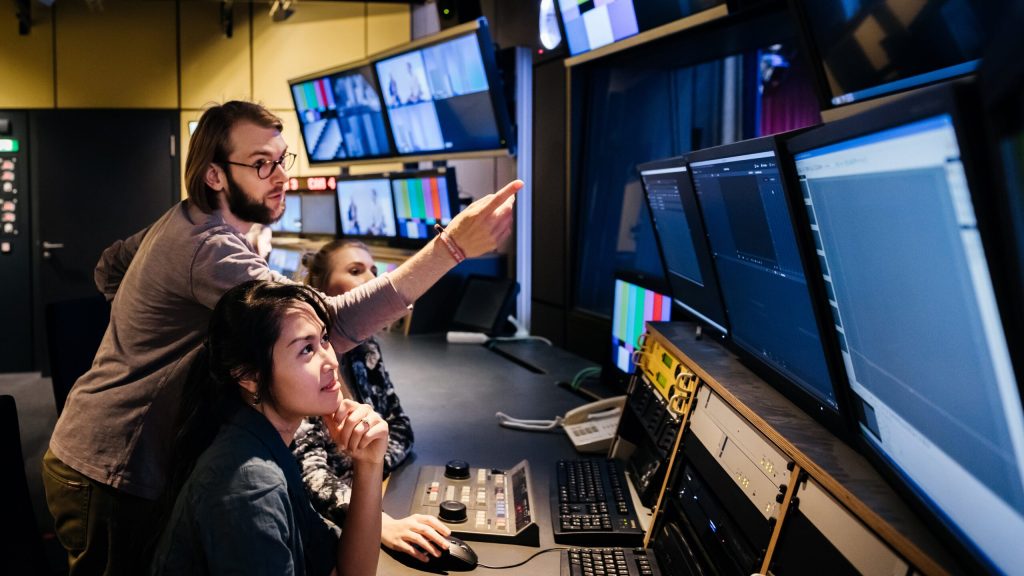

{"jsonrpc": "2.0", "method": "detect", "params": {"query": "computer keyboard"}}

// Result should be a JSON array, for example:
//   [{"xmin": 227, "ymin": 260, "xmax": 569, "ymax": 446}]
[
  {"xmin": 560, "ymin": 547, "xmax": 662, "ymax": 576},
  {"xmin": 552, "ymin": 459, "xmax": 645, "ymax": 546}
]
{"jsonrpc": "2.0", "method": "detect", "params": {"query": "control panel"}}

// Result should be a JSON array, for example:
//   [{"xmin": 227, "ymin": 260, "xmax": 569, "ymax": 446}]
[
  {"xmin": 410, "ymin": 459, "xmax": 540, "ymax": 546},
  {"xmin": 0, "ymin": 111, "xmax": 33, "ymax": 372}
]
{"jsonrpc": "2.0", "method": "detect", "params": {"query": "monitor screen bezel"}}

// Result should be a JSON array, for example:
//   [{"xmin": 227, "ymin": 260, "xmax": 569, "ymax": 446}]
[
  {"xmin": 638, "ymin": 154, "xmax": 729, "ymax": 339},
  {"xmin": 389, "ymin": 166, "xmax": 460, "ymax": 249},
  {"xmin": 334, "ymin": 173, "xmax": 401, "ymax": 242},
  {"xmin": 288, "ymin": 62, "xmax": 397, "ymax": 165},
  {"xmin": 788, "ymin": 0, "xmax": 993, "ymax": 110},
  {"xmin": 368, "ymin": 18, "xmax": 515, "ymax": 165},
  {"xmin": 784, "ymin": 78, "xmax": 1020, "ymax": 575},
  {"xmin": 687, "ymin": 131, "xmax": 852, "ymax": 438}
]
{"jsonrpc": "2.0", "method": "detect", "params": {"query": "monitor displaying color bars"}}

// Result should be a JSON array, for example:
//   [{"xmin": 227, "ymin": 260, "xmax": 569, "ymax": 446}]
[
  {"xmin": 391, "ymin": 170, "xmax": 457, "ymax": 240},
  {"xmin": 611, "ymin": 276, "xmax": 672, "ymax": 374}
]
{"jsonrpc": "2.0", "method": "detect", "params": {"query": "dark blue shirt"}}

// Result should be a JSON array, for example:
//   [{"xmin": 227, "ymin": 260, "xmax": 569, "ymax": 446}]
[{"xmin": 152, "ymin": 404, "xmax": 339, "ymax": 576}]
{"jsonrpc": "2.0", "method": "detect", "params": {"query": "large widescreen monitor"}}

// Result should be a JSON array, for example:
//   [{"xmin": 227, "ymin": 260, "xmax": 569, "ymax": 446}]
[
  {"xmin": 791, "ymin": 0, "xmax": 1006, "ymax": 107},
  {"xmin": 789, "ymin": 83, "xmax": 1024, "ymax": 574},
  {"xmin": 290, "ymin": 64, "xmax": 393, "ymax": 163},
  {"xmin": 374, "ymin": 18, "xmax": 513, "ymax": 159},
  {"xmin": 639, "ymin": 156, "xmax": 728, "ymax": 336},
  {"xmin": 335, "ymin": 176, "xmax": 398, "ymax": 239},
  {"xmin": 688, "ymin": 136, "xmax": 840, "ymax": 427},
  {"xmin": 390, "ymin": 168, "xmax": 458, "ymax": 242},
  {"xmin": 611, "ymin": 274, "xmax": 672, "ymax": 375}
]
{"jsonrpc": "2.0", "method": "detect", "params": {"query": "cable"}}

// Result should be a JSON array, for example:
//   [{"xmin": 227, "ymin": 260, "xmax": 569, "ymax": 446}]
[
  {"xmin": 477, "ymin": 546, "xmax": 568, "ymax": 569},
  {"xmin": 495, "ymin": 411, "xmax": 563, "ymax": 431},
  {"xmin": 569, "ymin": 366, "xmax": 601, "ymax": 391}
]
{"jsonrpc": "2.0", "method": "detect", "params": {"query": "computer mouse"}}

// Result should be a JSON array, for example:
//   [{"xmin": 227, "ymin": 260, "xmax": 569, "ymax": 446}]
[{"xmin": 435, "ymin": 535, "xmax": 478, "ymax": 571}]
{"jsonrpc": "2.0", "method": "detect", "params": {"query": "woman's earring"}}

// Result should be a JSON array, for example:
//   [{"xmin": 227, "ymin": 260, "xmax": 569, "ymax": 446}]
[{"xmin": 251, "ymin": 390, "xmax": 261, "ymax": 405}]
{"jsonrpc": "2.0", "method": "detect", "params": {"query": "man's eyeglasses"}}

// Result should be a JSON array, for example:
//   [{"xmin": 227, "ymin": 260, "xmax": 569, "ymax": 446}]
[{"xmin": 218, "ymin": 152, "xmax": 296, "ymax": 180}]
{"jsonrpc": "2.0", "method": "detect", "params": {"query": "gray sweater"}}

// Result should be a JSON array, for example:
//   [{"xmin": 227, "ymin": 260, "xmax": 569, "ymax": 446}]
[{"xmin": 50, "ymin": 201, "xmax": 409, "ymax": 499}]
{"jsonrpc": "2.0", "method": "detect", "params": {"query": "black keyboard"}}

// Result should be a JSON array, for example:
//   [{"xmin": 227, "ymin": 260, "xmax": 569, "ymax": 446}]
[
  {"xmin": 560, "ymin": 547, "xmax": 662, "ymax": 576},
  {"xmin": 552, "ymin": 459, "xmax": 645, "ymax": 546}
]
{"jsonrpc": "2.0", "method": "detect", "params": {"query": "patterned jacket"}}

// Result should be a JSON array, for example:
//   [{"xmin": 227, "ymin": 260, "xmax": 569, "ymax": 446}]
[{"xmin": 291, "ymin": 337, "xmax": 414, "ymax": 525}]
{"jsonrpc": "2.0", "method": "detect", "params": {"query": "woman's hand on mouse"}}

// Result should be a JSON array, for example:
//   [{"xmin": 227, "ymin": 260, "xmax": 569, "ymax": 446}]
[
  {"xmin": 325, "ymin": 399, "xmax": 389, "ymax": 465},
  {"xmin": 381, "ymin": 513, "xmax": 452, "ymax": 562}
]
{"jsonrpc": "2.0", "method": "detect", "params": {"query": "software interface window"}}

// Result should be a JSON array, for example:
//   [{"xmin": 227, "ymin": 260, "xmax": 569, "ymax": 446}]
[
  {"xmin": 795, "ymin": 115, "xmax": 1024, "ymax": 571},
  {"xmin": 690, "ymin": 151, "xmax": 835, "ymax": 408}
]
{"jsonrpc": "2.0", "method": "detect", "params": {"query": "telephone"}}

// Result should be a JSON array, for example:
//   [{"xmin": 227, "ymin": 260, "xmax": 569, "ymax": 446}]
[
  {"xmin": 562, "ymin": 396, "xmax": 626, "ymax": 453},
  {"xmin": 495, "ymin": 396, "xmax": 626, "ymax": 454}
]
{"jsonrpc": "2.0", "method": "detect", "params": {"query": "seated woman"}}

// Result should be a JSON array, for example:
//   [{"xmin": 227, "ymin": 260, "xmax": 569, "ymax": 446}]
[
  {"xmin": 152, "ymin": 281, "xmax": 388, "ymax": 576},
  {"xmin": 293, "ymin": 239, "xmax": 451, "ymax": 563}
]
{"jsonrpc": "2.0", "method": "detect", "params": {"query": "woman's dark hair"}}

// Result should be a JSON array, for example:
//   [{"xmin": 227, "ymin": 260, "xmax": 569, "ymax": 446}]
[
  {"xmin": 304, "ymin": 238, "xmax": 374, "ymax": 292},
  {"xmin": 164, "ymin": 280, "xmax": 331, "ymax": 505}
]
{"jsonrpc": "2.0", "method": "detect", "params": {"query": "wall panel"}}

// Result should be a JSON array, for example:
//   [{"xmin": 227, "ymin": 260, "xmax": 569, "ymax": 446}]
[
  {"xmin": 56, "ymin": 0, "xmax": 177, "ymax": 108},
  {"xmin": 0, "ymin": 4, "xmax": 55, "ymax": 108},
  {"xmin": 180, "ymin": 2, "xmax": 252, "ymax": 108}
]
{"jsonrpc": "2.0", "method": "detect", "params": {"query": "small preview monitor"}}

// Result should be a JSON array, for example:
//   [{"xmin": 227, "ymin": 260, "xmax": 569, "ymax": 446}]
[
  {"xmin": 391, "ymin": 168, "xmax": 458, "ymax": 241},
  {"xmin": 290, "ymin": 64, "xmax": 393, "ymax": 163},
  {"xmin": 335, "ymin": 177, "xmax": 398, "ymax": 239},
  {"xmin": 449, "ymin": 275, "xmax": 519, "ymax": 336},
  {"xmin": 688, "ymin": 137, "xmax": 837, "ymax": 416},
  {"xmin": 299, "ymin": 193, "xmax": 338, "ymax": 237},
  {"xmin": 557, "ymin": 0, "xmax": 639, "ymax": 56},
  {"xmin": 639, "ymin": 157, "xmax": 728, "ymax": 336},
  {"xmin": 267, "ymin": 246, "xmax": 305, "ymax": 281},
  {"xmin": 611, "ymin": 274, "xmax": 672, "ymax": 375},
  {"xmin": 374, "ymin": 18, "xmax": 513, "ymax": 159},
  {"xmin": 790, "ymin": 87, "xmax": 1024, "ymax": 573},
  {"xmin": 792, "ymin": 0, "xmax": 1006, "ymax": 107},
  {"xmin": 270, "ymin": 194, "xmax": 302, "ymax": 234}
]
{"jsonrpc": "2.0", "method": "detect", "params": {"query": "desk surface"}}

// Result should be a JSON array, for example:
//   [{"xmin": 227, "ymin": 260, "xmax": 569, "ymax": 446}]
[{"xmin": 374, "ymin": 332, "xmax": 600, "ymax": 575}]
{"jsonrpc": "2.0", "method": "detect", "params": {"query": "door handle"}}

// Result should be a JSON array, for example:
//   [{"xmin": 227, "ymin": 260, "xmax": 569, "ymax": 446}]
[{"xmin": 42, "ymin": 240, "xmax": 65, "ymax": 259}]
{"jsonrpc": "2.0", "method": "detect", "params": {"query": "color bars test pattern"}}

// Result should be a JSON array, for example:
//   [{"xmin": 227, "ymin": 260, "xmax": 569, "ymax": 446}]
[
  {"xmin": 295, "ymin": 78, "xmax": 336, "ymax": 119},
  {"xmin": 392, "ymin": 175, "xmax": 453, "ymax": 239},
  {"xmin": 612, "ymin": 279, "xmax": 672, "ymax": 373}
]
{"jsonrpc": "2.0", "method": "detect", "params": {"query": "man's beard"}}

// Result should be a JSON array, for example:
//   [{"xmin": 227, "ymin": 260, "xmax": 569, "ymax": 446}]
[{"xmin": 224, "ymin": 169, "xmax": 283, "ymax": 226}]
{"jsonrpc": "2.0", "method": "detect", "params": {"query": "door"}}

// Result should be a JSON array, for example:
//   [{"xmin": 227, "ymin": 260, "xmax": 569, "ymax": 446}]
[{"xmin": 30, "ymin": 109, "xmax": 179, "ymax": 373}]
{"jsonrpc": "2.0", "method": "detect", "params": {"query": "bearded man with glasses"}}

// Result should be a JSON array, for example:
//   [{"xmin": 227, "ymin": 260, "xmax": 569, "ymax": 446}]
[{"xmin": 42, "ymin": 101, "xmax": 521, "ymax": 576}]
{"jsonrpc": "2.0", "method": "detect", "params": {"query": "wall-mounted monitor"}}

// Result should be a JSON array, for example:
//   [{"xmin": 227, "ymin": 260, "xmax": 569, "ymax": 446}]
[
  {"xmin": 791, "ymin": 0, "xmax": 1005, "ymax": 108},
  {"xmin": 689, "ymin": 135, "xmax": 841, "ymax": 430},
  {"xmin": 611, "ymin": 273, "xmax": 672, "ymax": 375},
  {"xmin": 557, "ymin": 0, "xmax": 725, "ymax": 57},
  {"xmin": 374, "ymin": 18, "xmax": 513, "ymax": 161},
  {"xmin": 335, "ymin": 176, "xmax": 398, "ymax": 239},
  {"xmin": 299, "ymin": 193, "xmax": 338, "ymax": 238},
  {"xmin": 270, "ymin": 194, "xmax": 302, "ymax": 234},
  {"xmin": 639, "ymin": 156, "xmax": 728, "ymax": 336},
  {"xmin": 390, "ymin": 168, "xmax": 458, "ymax": 242},
  {"xmin": 290, "ymin": 64, "xmax": 393, "ymax": 163},
  {"xmin": 788, "ymin": 81, "xmax": 1024, "ymax": 574}
]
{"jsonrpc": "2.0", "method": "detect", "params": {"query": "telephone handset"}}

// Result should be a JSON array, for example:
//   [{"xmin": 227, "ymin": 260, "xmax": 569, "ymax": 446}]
[
  {"xmin": 495, "ymin": 396, "xmax": 626, "ymax": 454},
  {"xmin": 562, "ymin": 396, "xmax": 626, "ymax": 453}
]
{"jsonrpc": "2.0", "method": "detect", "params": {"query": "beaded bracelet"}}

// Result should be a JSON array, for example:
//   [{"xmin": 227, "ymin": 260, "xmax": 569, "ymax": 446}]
[{"xmin": 434, "ymin": 223, "xmax": 466, "ymax": 263}]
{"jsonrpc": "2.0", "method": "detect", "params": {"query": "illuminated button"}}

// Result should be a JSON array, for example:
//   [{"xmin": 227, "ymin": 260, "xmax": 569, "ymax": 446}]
[
  {"xmin": 428, "ymin": 481, "xmax": 440, "ymax": 503},
  {"xmin": 1, "ymin": 172, "xmax": 13, "ymax": 181},
  {"xmin": 460, "ymin": 486, "xmax": 470, "ymax": 503},
  {"xmin": 476, "ymin": 489, "xmax": 486, "ymax": 505},
  {"xmin": 1, "ymin": 160, "xmax": 13, "ymax": 171},
  {"xmin": 2, "ymin": 182, "xmax": 11, "ymax": 192},
  {"xmin": 2, "ymin": 201, "xmax": 13, "ymax": 211},
  {"xmin": 477, "ymin": 469, "xmax": 487, "ymax": 485},
  {"xmin": 444, "ymin": 485, "xmax": 455, "ymax": 501},
  {"xmin": 475, "ymin": 510, "xmax": 486, "ymax": 528},
  {"xmin": 2, "ymin": 212, "xmax": 14, "ymax": 222}
]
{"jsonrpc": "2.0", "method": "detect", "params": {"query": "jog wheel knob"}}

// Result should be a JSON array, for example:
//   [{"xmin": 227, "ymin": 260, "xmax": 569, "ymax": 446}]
[
  {"xmin": 445, "ymin": 459, "xmax": 470, "ymax": 480},
  {"xmin": 439, "ymin": 500, "xmax": 468, "ymax": 523}
]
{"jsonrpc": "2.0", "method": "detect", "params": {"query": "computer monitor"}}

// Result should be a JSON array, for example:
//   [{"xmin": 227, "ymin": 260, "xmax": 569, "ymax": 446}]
[
  {"xmin": 788, "ymin": 82, "xmax": 1024, "ymax": 574},
  {"xmin": 688, "ymin": 136, "xmax": 839, "ymax": 425},
  {"xmin": 270, "ymin": 194, "xmax": 302, "ymax": 234},
  {"xmin": 335, "ymin": 176, "xmax": 398, "ymax": 239},
  {"xmin": 289, "ymin": 64, "xmax": 393, "ymax": 163},
  {"xmin": 610, "ymin": 273, "xmax": 672, "ymax": 375},
  {"xmin": 374, "ymin": 18, "xmax": 513, "ymax": 160},
  {"xmin": 556, "ymin": 0, "xmax": 724, "ymax": 57},
  {"xmin": 299, "ymin": 193, "xmax": 338, "ymax": 238},
  {"xmin": 390, "ymin": 168, "xmax": 458, "ymax": 242},
  {"xmin": 791, "ymin": 0, "xmax": 1006, "ymax": 108},
  {"xmin": 267, "ymin": 246, "xmax": 305, "ymax": 281},
  {"xmin": 638, "ymin": 156, "xmax": 728, "ymax": 337}
]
